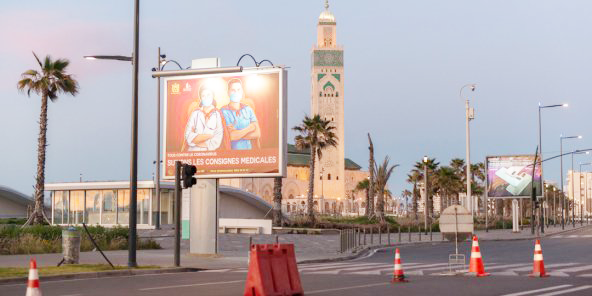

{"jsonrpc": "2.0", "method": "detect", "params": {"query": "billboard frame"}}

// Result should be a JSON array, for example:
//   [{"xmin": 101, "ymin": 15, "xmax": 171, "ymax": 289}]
[
  {"xmin": 485, "ymin": 154, "xmax": 542, "ymax": 200},
  {"xmin": 161, "ymin": 66, "xmax": 288, "ymax": 180}
]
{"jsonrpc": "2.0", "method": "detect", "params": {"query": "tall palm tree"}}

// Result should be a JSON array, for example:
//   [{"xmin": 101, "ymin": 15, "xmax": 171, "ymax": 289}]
[
  {"xmin": 17, "ymin": 52, "xmax": 79, "ymax": 225},
  {"xmin": 406, "ymin": 171, "xmax": 421, "ymax": 220},
  {"xmin": 355, "ymin": 178, "xmax": 370, "ymax": 215},
  {"xmin": 374, "ymin": 156, "xmax": 398, "ymax": 222},
  {"xmin": 401, "ymin": 189, "xmax": 412, "ymax": 217},
  {"xmin": 367, "ymin": 133, "xmax": 375, "ymax": 217},
  {"xmin": 293, "ymin": 115, "xmax": 337, "ymax": 223},
  {"xmin": 272, "ymin": 177, "xmax": 283, "ymax": 227}
]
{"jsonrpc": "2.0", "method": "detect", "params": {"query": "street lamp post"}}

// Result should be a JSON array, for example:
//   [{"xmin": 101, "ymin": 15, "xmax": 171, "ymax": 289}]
[
  {"xmin": 579, "ymin": 162, "xmax": 591, "ymax": 226},
  {"xmin": 83, "ymin": 0, "xmax": 140, "ymax": 268},
  {"xmin": 460, "ymin": 84, "xmax": 476, "ymax": 223},
  {"xmin": 560, "ymin": 135, "xmax": 582, "ymax": 230},
  {"xmin": 537, "ymin": 103, "xmax": 568, "ymax": 233},
  {"xmin": 423, "ymin": 156, "xmax": 428, "ymax": 235}
]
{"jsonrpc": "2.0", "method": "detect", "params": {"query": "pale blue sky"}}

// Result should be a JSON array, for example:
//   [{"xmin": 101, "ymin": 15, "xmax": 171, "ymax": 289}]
[{"xmin": 1, "ymin": 1, "xmax": 591, "ymax": 197}]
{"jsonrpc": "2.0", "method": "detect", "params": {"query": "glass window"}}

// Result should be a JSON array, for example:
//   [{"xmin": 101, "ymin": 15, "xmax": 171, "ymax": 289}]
[
  {"xmin": 138, "ymin": 189, "xmax": 150, "ymax": 225},
  {"xmin": 53, "ymin": 191, "xmax": 64, "ymax": 224},
  {"xmin": 161, "ymin": 190, "xmax": 171, "ymax": 224},
  {"xmin": 69, "ymin": 191, "xmax": 85, "ymax": 224},
  {"xmin": 117, "ymin": 189, "xmax": 130, "ymax": 225},
  {"xmin": 102, "ymin": 190, "xmax": 116, "ymax": 224},
  {"xmin": 86, "ymin": 190, "xmax": 101, "ymax": 224}
]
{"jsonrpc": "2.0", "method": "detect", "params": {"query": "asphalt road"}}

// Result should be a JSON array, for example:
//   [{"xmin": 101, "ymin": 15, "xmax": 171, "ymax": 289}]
[{"xmin": 3, "ymin": 226, "xmax": 592, "ymax": 296}]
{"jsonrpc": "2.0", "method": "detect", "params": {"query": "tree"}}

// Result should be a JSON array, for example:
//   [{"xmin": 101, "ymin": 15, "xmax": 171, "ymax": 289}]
[
  {"xmin": 401, "ymin": 189, "xmax": 413, "ymax": 217},
  {"xmin": 413, "ymin": 158, "xmax": 439, "ymax": 217},
  {"xmin": 406, "ymin": 171, "xmax": 421, "ymax": 220},
  {"xmin": 435, "ymin": 166, "xmax": 462, "ymax": 209},
  {"xmin": 374, "ymin": 156, "xmax": 398, "ymax": 222},
  {"xmin": 367, "ymin": 133, "xmax": 375, "ymax": 217},
  {"xmin": 272, "ymin": 177, "xmax": 283, "ymax": 227},
  {"xmin": 355, "ymin": 178, "xmax": 370, "ymax": 215},
  {"xmin": 17, "ymin": 52, "xmax": 79, "ymax": 225},
  {"xmin": 293, "ymin": 115, "xmax": 337, "ymax": 223}
]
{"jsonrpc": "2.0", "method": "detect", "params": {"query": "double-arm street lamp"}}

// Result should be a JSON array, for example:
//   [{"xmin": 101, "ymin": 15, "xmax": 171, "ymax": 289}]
[
  {"xmin": 83, "ymin": 0, "xmax": 140, "ymax": 268},
  {"xmin": 460, "ymin": 84, "xmax": 476, "ymax": 223},
  {"xmin": 537, "ymin": 102, "xmax": 568, "ymax": 232},
  {"xmin": 560, "ymin": 135, "xmax": 582, "ymax": 229},
  {"xmin": 579, "ymin": 162, "xmax": 591, "ymax": 225}
]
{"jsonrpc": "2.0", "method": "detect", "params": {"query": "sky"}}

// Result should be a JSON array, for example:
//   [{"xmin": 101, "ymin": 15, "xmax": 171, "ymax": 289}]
[{"xmin": 1, "ymin": 0, "xmax": 591, "ymax": 198}]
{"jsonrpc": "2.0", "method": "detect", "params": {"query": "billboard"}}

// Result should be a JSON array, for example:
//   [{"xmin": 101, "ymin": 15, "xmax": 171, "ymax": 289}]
[
  {"xmin": 163, "ymin": 67, "xmax": 287, "ymax": 179},
  {"xmin": 486, "ymin": 155, "xmax": 542, "ymax": 198}
]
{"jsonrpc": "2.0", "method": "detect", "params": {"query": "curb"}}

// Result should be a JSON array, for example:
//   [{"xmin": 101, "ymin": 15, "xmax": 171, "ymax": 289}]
[{"xmin": 0, "ymin": 267, "xmax": 201, "ymax": 285}]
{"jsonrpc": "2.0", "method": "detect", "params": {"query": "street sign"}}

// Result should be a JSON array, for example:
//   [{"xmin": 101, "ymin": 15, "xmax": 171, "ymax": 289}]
[{"xmin": 440, "ymin": 205, "xmax": 473, "ymax": 242}]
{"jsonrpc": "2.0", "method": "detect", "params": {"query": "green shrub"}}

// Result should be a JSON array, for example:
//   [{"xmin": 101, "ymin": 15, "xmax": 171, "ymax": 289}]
[{"xmin": 0, "ymin": 225, "xmax": 159, "ymax": 255}]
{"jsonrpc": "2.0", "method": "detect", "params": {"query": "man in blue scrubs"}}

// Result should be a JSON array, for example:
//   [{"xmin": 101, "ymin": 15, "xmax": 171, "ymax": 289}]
[{"xmin": 221, "ymin": 78, "xmax": 261, "ymax": 150}]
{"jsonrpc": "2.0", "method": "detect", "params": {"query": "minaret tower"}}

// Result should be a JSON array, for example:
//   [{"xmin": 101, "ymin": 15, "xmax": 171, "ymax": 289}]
[{"xmin": 311, "ymin": 0, "xmax": 345, "ymax": 205}]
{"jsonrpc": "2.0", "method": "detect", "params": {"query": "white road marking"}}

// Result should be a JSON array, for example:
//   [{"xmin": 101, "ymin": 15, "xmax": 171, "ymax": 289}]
[
  {"xmin": 300, "ymin": 262, "xmax": 382, "ymax": 272},
  {"xmin": 139, "ymin": 280, "xmax": 244, "ymax": 291},
  {"xmin": 306, "ymin": 263, "xmax": 400, "ymax": 275},
  {"xmin": 510, "ymin": 263, "xmax": 577, "ymax": 272},
  {"xmin": 537, "ymin": 285, "xmax": 592, "ymax": 296},
  {"xmin": 501, "ymin": 284, "xmax": 573, "ymax": 296},
  {"xmin": 306, "ymin": 282, "xmax": 389, "ymax": 294},
  {"xmin": 201, "ymin": 269, "xmax": 231, "ymax": 273},
  {"xmin": 555, "ymin": 264, "xmax": 592, "ymax": 273},
  {"xmin": 349, "ymin": 263, "xmax": 448, "ymax": 275}
]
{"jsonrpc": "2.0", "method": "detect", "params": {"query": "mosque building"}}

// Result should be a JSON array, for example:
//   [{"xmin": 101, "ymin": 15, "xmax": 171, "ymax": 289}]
[{"xmin": 220, "ymin": 1, "xmax": 373, "ymax": 215}]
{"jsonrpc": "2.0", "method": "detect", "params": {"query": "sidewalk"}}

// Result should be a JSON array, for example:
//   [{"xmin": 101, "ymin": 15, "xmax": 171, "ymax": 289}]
[{"xmin": 1, "ymin": 224, "xmax": 589, "ymax": 270}]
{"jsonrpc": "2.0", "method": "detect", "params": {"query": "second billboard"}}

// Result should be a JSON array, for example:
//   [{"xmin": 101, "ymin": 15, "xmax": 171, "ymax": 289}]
[{"xmin": 486, "ymin": 155, "xmax": 542, "ymax": 198}]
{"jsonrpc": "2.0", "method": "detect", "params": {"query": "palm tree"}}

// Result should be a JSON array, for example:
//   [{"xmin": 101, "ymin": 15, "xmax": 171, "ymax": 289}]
[
  {"xmin": 355, "ymin": 178, "xmax": 370, "ymax": 215},
  {"xmin": 272, "ymin": 177, "xmax": 283, "ymax": 227},
  {"xmin": 406, "ymin": 171, "xmax": 421, "ymax": 220},
  {"xmin": 17, "ymin": 52, "xmax": 79, "ymax": 225},
  {"xmin": 401, "ymin": 190, "xmax": 412, "ymax": 217},
  {"xmin": 413, "ymin": 158, "xmax": 439, "ymax": 217},
  {"xmin": 435, "ymin": 166, "xmax": 462, "ymax": 208},
  {"xmin": 374, "ymin": 156, "xmax": 398, "ymax": 222},
  {"xmin": 367, "ymin": 133, "xmax": 375, "ymax": 217},
  {"xmin": 293, "ymin": 115, "xmax": 337, "ymax": 223}
]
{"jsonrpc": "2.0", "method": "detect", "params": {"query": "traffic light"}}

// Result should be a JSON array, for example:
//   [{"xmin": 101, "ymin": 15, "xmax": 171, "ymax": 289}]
[{"xmin": 182, "ymin": 164, "xmax": 197, "ymax": 188}]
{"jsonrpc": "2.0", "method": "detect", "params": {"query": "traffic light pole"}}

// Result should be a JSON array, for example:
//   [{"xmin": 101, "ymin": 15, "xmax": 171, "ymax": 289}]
[{"xmin": 174, "ymin": 161, "xmax": 182, "ymax": 267}]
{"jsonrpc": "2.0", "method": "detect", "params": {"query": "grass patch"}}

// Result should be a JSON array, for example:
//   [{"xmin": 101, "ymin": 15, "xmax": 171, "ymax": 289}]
[
  {"xmin": 0, "ymin": 264, "xmax": 160, "ymax": 278},
  {"xmin": 0, "ymin": 218, "xmax": 27, "ymax": 225}
]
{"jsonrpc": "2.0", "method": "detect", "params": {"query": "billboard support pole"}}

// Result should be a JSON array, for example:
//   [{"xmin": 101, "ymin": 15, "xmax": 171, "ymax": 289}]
[{"xmin": 174, "ymin": 161, "xmax": 181, "ymax": 267}]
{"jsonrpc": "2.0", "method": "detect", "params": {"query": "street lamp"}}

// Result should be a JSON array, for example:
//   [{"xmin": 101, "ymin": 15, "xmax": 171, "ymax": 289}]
[
  {"xmin": 560, "ymin": 135, "xmax": 582, "ymax": 229},
  {"xmin": 579, "ymin": 162, "xmax": 591, "ymax": 225},
  {"xmin": 83, "ymin": 0, "xmax": 140, "ymax": 268},
  {"xmin": 460, "ymin": 84, "xmax": 476, "ymax": 223},
  {"xmin": 571, "ymin": 150, "xmax": 590, "ymax": 227},
  {"xmin": 423, "ymin": 155, "xmax": 428, "ymax": 234},
  {"xmin": 151, "ymin": 49, "xmax": 185, "ymax": 229},
  {"xmin": 537, "ymin": 102, "xmax": 568, "ymax": 232}
]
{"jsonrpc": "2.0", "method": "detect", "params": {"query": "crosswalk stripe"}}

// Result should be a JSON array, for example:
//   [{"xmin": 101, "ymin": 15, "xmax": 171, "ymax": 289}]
[
  {"xmin": 510, "ymin": 263, "xmax": 577, "ymax": 272},
  {"xmin": 483, "ymin": 263, "xmax": 530, "ymax": 270},
  {"xmin": 555, "ymin": 264, "xmax": 592, "ymax": 273},
  {"xmin": 305, "ymin": 263, "xmax": 395, "ymax": 274},
  {"xmin": 577, "ymin": 274, "xmax": 592, "ymax": 277},
  {"xmin": 537, "ymin": 285, "xmax": 592, "ymax": 296},
  {"xmin": 300, "ymin": 262, "xmax": 381, "ymax": 272},
  {"xmin": 500, "ymin": 285, "xmax": 573, "ymax": 296}
]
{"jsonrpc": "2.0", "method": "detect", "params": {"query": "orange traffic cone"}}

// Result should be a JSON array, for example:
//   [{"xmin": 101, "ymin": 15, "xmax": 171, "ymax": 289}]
[
  {"xmin": 26, "ymin": 258, "xmax": 41, "ymax": 296},
  {"xmin": 468, "ymin": 235, "xmax": 489, "ymax": 277},
  {"xmin": 529, "ymin": 240, "xmax": 548, "ymax": 277},
  {"xmin": 391, "ymin": 248, "xmax": 408, "ymax": 282}
]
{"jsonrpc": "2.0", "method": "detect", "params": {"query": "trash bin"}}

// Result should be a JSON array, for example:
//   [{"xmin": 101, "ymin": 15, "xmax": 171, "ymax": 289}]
[{"xmin": 62, "ymin": 227, "xmax": 81, "ymax": 264}]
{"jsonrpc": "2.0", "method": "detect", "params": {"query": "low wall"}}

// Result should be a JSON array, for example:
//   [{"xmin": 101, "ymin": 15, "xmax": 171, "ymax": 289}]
[{"xmin": 219, "ymin": 218, "xmax": 272, "ymax": 234}]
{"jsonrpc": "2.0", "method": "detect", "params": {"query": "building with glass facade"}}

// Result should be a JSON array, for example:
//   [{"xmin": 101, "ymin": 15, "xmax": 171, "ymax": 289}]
[{"xmin": 45, "ymin": 181, "xmax": 175, "ymax": 228}]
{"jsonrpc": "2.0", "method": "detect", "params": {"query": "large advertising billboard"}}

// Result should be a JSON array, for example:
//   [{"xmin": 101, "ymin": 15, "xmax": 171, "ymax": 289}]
[
  {"xmin": 163, "ymin": 67, "xmax": 287, "ymax": 179},
  {"xmin": 486, "ymin": 155, "xmax": 542, "ymax": 198}
]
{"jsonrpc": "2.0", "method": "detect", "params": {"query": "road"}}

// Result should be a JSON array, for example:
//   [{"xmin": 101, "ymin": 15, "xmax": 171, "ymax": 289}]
[{"xmin": 3, "ymin": 226, "xmax": 592, "ymax": 296}]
